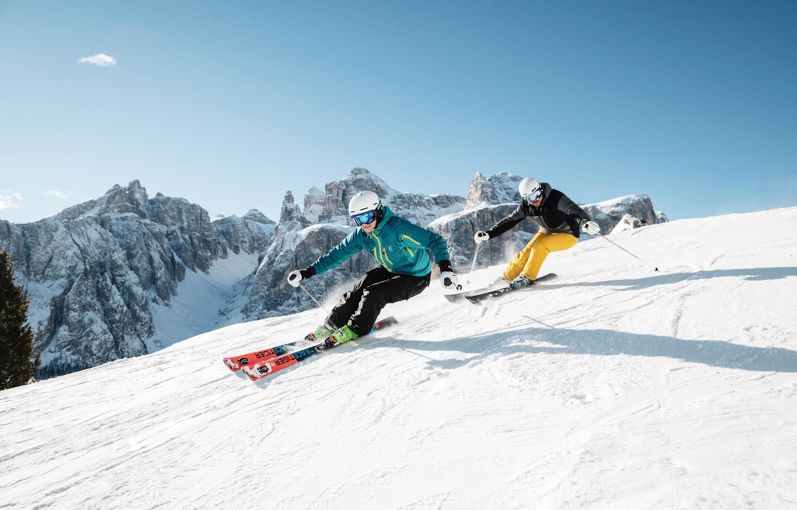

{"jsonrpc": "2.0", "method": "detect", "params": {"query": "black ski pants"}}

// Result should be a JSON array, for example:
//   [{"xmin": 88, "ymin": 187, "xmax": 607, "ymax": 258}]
[{"xmin": 327, "ymin": 267, "xmax": 431, "ymax": 336}]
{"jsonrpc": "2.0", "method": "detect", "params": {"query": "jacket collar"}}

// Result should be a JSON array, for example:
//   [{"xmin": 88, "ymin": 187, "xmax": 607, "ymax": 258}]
[
  {"xmin": 539, "ymin": 182, "xmax": 553, "ymax": 205},
  {"xmin": 368, "ymin": 206, "xmax": 395, "ymax": 237}
]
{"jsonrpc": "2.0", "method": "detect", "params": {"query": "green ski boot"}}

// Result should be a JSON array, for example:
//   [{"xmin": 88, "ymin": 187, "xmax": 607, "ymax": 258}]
[
  {"xmin": 330, "ymin": 325, "xmax": 359, "ymax": 346},
  {"xmin": 313, "ymin": 322, "xmax": 335, "ymax": 340}
]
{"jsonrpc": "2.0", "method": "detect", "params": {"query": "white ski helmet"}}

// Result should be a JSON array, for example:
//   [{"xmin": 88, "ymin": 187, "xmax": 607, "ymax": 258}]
[
  {"xmin": 348, "ymin": 190, "xmax": 382, "ymax": 216},
  {"xmin": 518, "ymin": 177, "xmax": 542, "ymax": 199}
]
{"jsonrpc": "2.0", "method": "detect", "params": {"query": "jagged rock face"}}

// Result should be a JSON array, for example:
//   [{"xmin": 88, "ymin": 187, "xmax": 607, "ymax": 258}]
[
  {"xmin": 244, "ymin": 190, "xmax": 373, "ymax": 319},
  {"xmin": 0, "ymin": 181, "xmax": 275, "ymax": 377},
  {"xmin": 303, "ymin": 187, "xmax": 326, "ymax": 224},
  {"xmin": 0, "ymin": 213, "xmax": 162, "ymax": 377},
  {"xmin": 213, "ymin": 210, "xmax": 276, "ymax": 256},
  {"xmin": 316, "ymin": 168, "xmax": 397, "ymax": 223},
  {"xmin": 308, "ymin": 167, "xmax": 466, "ymax": 227},
  {"xmin": 280, "ymin": 191, "xmax": 311, "ymax": 231},
  {"xmin": 428, "ymin": 205, "xmax": 540, "ymax": 270},
  {"xmin": 243, "ymin": 223, "xmax": 373, "ymax": 320},
  {"xmin": 465, "ymin": 172, "xmax": 522, "ymax": 208},
  {"xmin": 387, "ymin": 192, "xmax": 466, "ymax": 228}
]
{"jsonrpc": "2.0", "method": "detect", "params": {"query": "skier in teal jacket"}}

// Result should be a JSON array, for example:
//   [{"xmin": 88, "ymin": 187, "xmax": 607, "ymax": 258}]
[{"xmin": 288, "ymin": 190, "xmax": 458, "ymax": 346}]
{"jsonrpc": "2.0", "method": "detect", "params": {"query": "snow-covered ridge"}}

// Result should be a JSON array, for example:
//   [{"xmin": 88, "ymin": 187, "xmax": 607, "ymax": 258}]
[{"xmin": 2, "ymin": 207, "xmax": 794, "ymax": 508}]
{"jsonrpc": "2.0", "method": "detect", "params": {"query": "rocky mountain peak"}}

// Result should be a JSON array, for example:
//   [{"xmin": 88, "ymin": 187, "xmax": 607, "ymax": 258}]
[
  {"xmin": 101, "ymin": 180, "xmax": 151, "ymax": 217},
  {"xmin": 333, "ymin": 167, "xmax": 396, "ymax": 200},
  {"xmin": 278, "ymin": 191, "xmax": 310, "ymax": 232},
  {"xmin": 466, "ymin": 171, "xmax": 522, "ymax": 208},
  {"xmin": 303, "ymin": 187, "xmax": 326, "ymax": 223},
  {"xmin": 242, "ymin": 209, "xmax": 274, "ymax": 224}
]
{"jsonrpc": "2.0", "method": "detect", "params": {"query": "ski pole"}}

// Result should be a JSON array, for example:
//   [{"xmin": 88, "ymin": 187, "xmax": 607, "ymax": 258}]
[
  {"xmin": 597, "ymin": 233, "xmax": 659, "ymax": 272},
  {"xmin": 298, "ymin": 282, "xmax": 326, "ymax": 310},
  {"xmin": 297, "ymin": 282, "xmax": 350, "ymax": 339},
  {"xmin": 469, "ymin": 242, "xmax": 481, "ymax": 274}
]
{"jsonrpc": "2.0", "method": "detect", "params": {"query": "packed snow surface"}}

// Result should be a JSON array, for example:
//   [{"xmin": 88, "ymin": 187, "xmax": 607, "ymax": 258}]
[{"xmin": 2, "ymin": 207, "xmax": 797, "ymax": 509}]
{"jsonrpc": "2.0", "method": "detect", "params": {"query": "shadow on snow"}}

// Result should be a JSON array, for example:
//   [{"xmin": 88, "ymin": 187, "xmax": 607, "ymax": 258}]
[
  {"xmin": 550, "ymin": 266, "xmax": 797, "ymax": 291},
  {"xmin": 383, "ymin": 325, "xmax": 797, "ymax": 373}
]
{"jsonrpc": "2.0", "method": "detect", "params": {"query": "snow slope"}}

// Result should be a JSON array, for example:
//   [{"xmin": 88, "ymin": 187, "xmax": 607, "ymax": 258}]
[
  {"xmin": 2, "ymin": 208, "xmax": 797, "ymax": 509},
  {"xmin": 148, "ymin": 250, "xmax": 259, "ymax": 351}
]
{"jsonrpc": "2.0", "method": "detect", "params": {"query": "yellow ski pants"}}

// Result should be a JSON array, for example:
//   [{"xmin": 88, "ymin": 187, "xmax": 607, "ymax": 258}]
[{"xmin": 503, "ymin": 231, "xmax": 578, "ymax": 281}]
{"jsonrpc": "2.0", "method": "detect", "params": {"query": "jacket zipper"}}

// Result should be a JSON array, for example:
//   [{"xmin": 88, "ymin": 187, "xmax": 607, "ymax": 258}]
[{"xmin": 370, "ymin": 232, "xmax": 393, "ymax": 269}]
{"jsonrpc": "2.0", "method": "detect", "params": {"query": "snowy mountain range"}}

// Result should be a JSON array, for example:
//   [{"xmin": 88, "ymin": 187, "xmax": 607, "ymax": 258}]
[
  {"xmin": 1, "ymin": 207, "xmax": 795, "ymax": 509},
  {"xmin": 0, "ymin": 181, "xmax": 276, "ymax": 377},
  {"xmin": 0, "ymin": 168, "xmax": 663, "ymax": 377}
]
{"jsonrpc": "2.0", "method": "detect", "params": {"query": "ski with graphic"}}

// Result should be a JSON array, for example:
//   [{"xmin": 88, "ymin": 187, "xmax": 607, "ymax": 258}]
[
  {"xmin": 227, "ymin": 316, "xmax": 398, "ymax": 381},
  {"xmin": 464, "ymin": 273, "xmax": 558, "ymax": 304},
  {"xmin": 223, "ymin": 340, "xmax": 309, "ymax": 372}
]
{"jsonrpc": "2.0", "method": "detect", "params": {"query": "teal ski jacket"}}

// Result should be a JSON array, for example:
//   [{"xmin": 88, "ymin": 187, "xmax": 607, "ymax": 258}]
[{"xmin": 311, "ymin": 206, "xmax": 450, "ymax": 277}]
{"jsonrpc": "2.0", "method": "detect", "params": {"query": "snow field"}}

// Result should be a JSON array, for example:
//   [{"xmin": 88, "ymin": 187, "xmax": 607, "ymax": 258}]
[{"xmin": 1, "ymin": 207, "xmax": 796, "ymax": 509}]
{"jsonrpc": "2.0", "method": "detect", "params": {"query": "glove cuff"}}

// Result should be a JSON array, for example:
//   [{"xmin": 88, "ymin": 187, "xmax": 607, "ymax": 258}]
[
  {"xmin": 301, "ymin": 266, "xmax": 316, "ymax": 279},
  {"xmin": 438, "ymin": 260, "xmax": 453, "ymax": 273}
]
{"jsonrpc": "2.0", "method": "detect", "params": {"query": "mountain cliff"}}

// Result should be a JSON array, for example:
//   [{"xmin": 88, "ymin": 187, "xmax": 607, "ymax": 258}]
[{"xmin": 0, "ymin": 181, "xmax": 275, "ymax": 377}]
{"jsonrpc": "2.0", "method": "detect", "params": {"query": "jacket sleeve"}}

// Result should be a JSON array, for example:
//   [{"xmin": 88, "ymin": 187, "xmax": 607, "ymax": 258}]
[
  {"xmin": 486, "ymin": 204, "xmax": 527, "ymax": 238},
  {"xmin": 556, "ymin": 193, "xmax": 591, "ymax": 222},
  {"xmin": 312, "ymin": 230, "xmax": 365, "ymax": 275},
  {"xmin": 398, "ymin": 220, "xmax": 451, "ymax": 265}
]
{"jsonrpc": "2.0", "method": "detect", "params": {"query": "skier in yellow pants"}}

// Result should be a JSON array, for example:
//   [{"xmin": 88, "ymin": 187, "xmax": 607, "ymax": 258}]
[
  {"xmin": 474, "ymin": 178, "xmax": 601, "ymax": 289},
  {"xmin": 503, "ymin": 231, "xmax": 578, "ymax": 282}
]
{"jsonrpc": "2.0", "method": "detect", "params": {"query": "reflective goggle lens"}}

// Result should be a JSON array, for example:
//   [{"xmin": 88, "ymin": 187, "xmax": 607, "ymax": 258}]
[
  {"xmin": 524, "ymin": 189, "xmax": 543, "ymax": 204},
  {"xmin": 352, "ymin": 210, "xmax": 377, "ymax": 226}
]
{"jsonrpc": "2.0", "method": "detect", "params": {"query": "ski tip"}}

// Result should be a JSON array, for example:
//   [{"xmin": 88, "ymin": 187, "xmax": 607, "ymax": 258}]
[{"xmin": 223, "ymin": 358, "xmax": 242, "ymax": 372}]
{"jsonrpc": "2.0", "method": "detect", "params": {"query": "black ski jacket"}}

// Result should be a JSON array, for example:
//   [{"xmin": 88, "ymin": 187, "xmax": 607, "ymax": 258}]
[{"xmin": 486, "ymin": 183, "xmax": 591, "ymax": 239}]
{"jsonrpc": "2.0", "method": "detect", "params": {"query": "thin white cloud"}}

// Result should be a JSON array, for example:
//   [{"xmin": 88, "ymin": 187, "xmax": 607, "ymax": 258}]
[
  {"xmin": 78, "ymin": 53, "xmax": 118, "ymax": 67},
  {"xmin": 43, "ymin": 189, "xmax": 73, "ymax": 200},
  {"xmin": 0, "ymin": 192, "xmax": 23, "ymax": 210}
]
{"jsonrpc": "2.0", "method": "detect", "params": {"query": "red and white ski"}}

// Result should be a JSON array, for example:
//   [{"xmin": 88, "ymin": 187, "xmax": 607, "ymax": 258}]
[
  {"xmin": 223, "ymin": 339, "xmax": 309, "ymax": 372},
  {"xmin": 237, "ymin": 316, "xmax": 398, "ymax": 382}
]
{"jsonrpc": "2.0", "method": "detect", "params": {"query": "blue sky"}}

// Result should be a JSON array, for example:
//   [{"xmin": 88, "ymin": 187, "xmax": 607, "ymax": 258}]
[{"xmin": 1, "ymin": 0, "xmax": 795, "ymax": 223}]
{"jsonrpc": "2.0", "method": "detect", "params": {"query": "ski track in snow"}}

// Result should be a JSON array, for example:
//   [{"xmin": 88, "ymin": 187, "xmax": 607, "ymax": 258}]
[{"xmin": 2, "ymin": 207, "xmax": 797, "ymax": 509}]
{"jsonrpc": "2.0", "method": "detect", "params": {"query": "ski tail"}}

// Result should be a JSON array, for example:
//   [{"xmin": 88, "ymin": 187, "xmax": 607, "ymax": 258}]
[{"xmin": 372, "ymin": 315, "xmax": 398, "ymax": 330}]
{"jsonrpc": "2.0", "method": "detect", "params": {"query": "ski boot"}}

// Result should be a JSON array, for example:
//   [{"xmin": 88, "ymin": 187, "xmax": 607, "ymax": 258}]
[
  {"xmin": 509, "ymin": 274, "xmax": 534, "ymax": 290},
  {"xmin": 316, "ymin": 325, "xmax": 359, "ymax": 351}
]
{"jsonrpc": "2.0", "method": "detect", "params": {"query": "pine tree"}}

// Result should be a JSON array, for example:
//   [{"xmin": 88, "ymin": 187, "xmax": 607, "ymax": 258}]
[{"xmin": 0, "ymin": 251, "xmax": 40, "ymax": 390}]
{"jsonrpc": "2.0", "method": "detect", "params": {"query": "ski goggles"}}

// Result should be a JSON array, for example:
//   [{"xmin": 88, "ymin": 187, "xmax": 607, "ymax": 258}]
[
  {"xmin": 351, "ymin": 210, "xmax": 378, "ymax": 226},
  {"xmin": 523, "ymin": 188, "xmax": 544, "ymax": 204}
]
